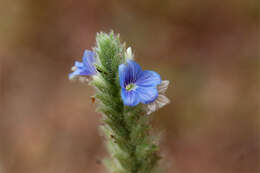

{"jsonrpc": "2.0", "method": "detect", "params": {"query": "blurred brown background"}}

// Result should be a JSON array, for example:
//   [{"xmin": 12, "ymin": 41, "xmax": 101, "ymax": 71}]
[{"xmin": 0, "ymin": 0, "xmax": 259, "ymax": 173}]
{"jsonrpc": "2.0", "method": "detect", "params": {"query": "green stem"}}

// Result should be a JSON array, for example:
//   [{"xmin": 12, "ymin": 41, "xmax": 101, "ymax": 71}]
[{"xmin": 91, "ymin": 31, "xmax": 161, "ymax": 173}]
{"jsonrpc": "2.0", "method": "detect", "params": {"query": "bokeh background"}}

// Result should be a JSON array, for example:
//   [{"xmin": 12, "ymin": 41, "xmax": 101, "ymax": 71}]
[{"xmin": 1, "ymin": 0, "xmax": 259, "ymax": 173}]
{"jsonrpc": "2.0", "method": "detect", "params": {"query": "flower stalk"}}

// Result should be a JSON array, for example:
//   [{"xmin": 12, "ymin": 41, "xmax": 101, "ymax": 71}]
[{"xmin": 69, "ymin": 31, "xmax": 170, "ymax": 173}]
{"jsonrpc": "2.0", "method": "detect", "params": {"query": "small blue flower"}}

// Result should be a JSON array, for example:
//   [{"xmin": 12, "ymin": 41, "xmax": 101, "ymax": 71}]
[
  {"xmin": 69, "ymin": 50, "xmax": 97, "ymax": 80},
  {"xmin": 119, "ymin": 60, "xmax": 161, "ymax": 106}
]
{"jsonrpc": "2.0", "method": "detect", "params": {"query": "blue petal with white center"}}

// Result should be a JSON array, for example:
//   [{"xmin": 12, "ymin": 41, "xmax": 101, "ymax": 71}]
[
  {"xmin": 69, "ymin": 50, "xmax": 97, "ymax": 80},
  {"xmin": 119, "ymin": 60, "xmax": 161, "ymax": 106}
]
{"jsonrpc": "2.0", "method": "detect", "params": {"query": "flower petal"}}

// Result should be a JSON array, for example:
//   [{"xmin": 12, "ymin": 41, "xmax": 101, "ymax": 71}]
[
  {"xmin": 121, "ymin": 88, "xmax": 140, "ymax": 106},
  {"xmin": 126, "ymin": 60, "xmax": 142, "ymax": 84},
  {"xmin": 119, "ymin": 60, "xmax": 142, "ymax": 86},
  {"xmin": 79, "ymin": 70, "xmax": 94, "ymax": 76},
  {"xmin": 69, "ymin": 69, "xmax": 81, "ymax": 80},
  {"xmin": 135, "ymin": 86, "xmax": 158, "ymax": 104},
  {"xmin": 146, "ymin": 94, "xmax": 170, "ymax": 115},
  {"xmin": 83, "ymin": 50, "xmax": 95, "ymax": 63},
  {"xmin": 156, "ymin": 94, "xmax": 170, "ymax": 108},
  {"xmin": 75, "ymin": 61, "xmax": 84, "ymax": 68},
  {"xmin": 125, "ymin": 47, "xmax": 134, "ymax": 60},
  {"xmin": 82, "ymin": 50, "xmax": 97, "ymax": 75},
  {"xmin": 158, "ymin": 80, "xmax": 169, "ymax": 93},
  {"xmin": 146, "ymin": 102, "xmax": 157, "ymax": 115},
  {"xmin": 119, "ymin": 63, "xmax": 128, "ymax": 87},
  {"xmin": 136, "ymin": 70, "xmax": 161, "ymax": 87}
]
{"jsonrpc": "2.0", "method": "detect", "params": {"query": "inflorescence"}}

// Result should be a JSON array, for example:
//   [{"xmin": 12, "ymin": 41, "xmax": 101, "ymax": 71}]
[{"xmin": 69, "ymin": 32, "xmax": 170, "ymax": 173}]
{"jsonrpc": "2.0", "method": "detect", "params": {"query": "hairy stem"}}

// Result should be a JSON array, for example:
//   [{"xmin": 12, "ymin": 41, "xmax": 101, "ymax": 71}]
[{"xmin": 91, "ymin": 32, "xmax": 161, "ymax": 173}]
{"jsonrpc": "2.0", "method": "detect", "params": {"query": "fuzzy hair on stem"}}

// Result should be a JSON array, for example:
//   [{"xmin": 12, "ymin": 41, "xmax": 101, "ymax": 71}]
[{"xmin": 89, "ymin": 32, "xmax": 162, "ymax": 173}]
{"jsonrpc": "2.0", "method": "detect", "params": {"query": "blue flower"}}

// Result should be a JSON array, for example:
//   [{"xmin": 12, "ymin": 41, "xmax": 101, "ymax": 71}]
[
  {"xmin": 119, "ymin": 60, "xmax": 161, "ymax": 106},
  {"xmin": 69, "ymin": 50, "xmax": 97, "ymax": 80}
]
